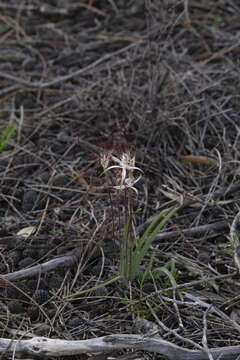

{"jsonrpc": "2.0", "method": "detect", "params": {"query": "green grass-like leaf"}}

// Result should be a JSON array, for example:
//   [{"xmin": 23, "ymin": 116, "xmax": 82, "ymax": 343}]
[
  {"xmin": 0, "ymin": 122, "xmax": 16, "ymax": 153},
  {"xmin": 121, "ymin": 207, "xmax": 177, "ymax": 280}
]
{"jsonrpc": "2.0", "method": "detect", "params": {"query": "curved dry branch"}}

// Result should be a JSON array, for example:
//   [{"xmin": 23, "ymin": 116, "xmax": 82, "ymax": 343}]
[
  {"xmin": 0, "ymin": 334, "xmax": 240, "ymax": 360},
  {"xmin": 1, "ymin": 252, "xmax": 78, "ymax": 282}
]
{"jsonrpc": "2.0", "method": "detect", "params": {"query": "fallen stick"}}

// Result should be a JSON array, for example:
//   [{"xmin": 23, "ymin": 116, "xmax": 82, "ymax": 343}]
[
  {"xmin": 154, "ymin": 220, "xmax": 228, "ymax": 241},
  {"xmin": 0, "ymin": 334, "xmax": 240, "ymax": 360},
  {"xmin": 1, "ymin": 252, "xmax": 78, "ymax": 282}
]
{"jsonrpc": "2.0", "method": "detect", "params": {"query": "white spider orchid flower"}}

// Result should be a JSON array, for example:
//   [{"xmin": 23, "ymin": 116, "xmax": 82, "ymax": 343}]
[
  {"xmin": 112, "ymin": 174, "xmax": 142, "ymax": 195},
  {"xmin": 105, "ymin": 152, "xmax": 143, "ymax": 185}
]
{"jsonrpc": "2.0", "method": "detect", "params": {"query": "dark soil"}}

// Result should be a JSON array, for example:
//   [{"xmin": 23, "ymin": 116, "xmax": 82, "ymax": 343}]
[{"xmin": 1, "ymin": 1, "xmax": 240, "ymax": 359}]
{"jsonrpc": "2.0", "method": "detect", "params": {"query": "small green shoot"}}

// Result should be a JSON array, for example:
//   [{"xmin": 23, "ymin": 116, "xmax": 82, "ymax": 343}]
[{"xmin": 0, "ymin": 122, "xmax": 16, "ymax": 153}]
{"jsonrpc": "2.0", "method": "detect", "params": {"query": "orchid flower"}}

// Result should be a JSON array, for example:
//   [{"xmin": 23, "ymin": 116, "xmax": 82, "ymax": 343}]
[
  {"xmin": 105, "ymin": 152, "xmax": 143, "ymax": 186},
  {"xmin": 112, "ymin": 174, "xmax": 142, "ymax": 195}
]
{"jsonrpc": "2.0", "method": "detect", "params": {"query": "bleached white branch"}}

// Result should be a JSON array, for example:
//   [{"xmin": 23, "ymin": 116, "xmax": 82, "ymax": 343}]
[{"xmin": 0, "ymin": 334, "xmax": 240, "ymax": 360}]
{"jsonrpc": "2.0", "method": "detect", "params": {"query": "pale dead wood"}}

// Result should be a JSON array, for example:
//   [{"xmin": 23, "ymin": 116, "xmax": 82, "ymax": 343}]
[{"xmin": 0, "ymin": 334, "xmax": 240, "ymax": 360}]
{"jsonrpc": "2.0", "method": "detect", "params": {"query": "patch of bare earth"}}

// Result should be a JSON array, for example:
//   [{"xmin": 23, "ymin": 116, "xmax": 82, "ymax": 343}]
[{"xmin": 0, "ymin": 1, "xmax": 240, "ymax": 359}]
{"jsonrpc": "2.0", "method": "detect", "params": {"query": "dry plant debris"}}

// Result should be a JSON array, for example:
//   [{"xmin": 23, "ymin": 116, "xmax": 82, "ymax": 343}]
[{"xmin": 0, "ymin": 0, "xmax": 240, "ymax": 359}]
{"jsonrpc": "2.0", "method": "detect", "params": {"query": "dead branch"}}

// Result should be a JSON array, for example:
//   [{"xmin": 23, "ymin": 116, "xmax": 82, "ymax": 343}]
[
  {"xmin": 0, "ymin": 334, "xmax": 240, "ymax": 360},
  {"xmin": 153, "ymin": 220, "xmax": 228, "ymax": 241},
  {"xmin": 1, "ymin": 252, "xmax": 78, "ymax": 282}
]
